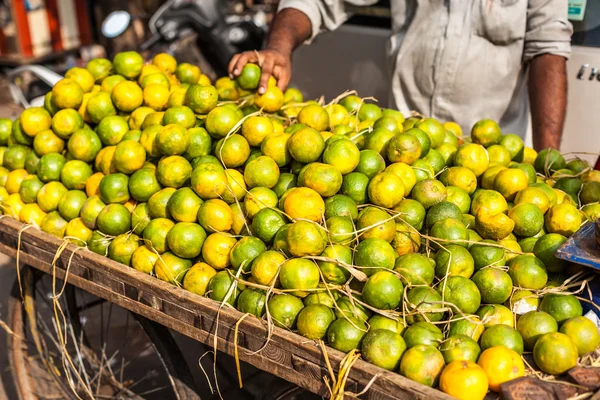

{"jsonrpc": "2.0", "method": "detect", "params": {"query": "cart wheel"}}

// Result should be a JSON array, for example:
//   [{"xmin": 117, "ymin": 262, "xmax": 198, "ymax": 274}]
[{"xmin": 6, "ymin": 265, "xmax": 201, "ymax": 400}]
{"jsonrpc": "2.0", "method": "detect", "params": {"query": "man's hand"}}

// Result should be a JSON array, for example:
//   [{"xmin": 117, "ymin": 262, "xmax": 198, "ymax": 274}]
[
  {"xmin": 227, "ymin": 8, "xmax": 312, "ymax": 94},
  {"xmin": 228, "ymin": 48, "xmax": 292, "ymax": 94}
]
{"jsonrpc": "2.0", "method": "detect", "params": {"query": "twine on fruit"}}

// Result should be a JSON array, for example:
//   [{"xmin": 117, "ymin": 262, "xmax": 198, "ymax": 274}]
[
  {"xmin": 47, "ymin": 237, "xmax": 95, "ymax": 399},
  {"xmin": 51, "ymin": 239, "xmax": 85, "ymax": 298},
  {"xmin": 3, "ymin": 201, "xmax": 20, "ymax": 219},
  {"xmin": 216, "ymin": 100, "xmax": 241, "ymax": 107},
  {"xmin": 542, "ymin": 148, "xmax": 561, "ymax": 178},
  {"xmin": 280, "ymin": 101, "xmax": 313, "ymax": 110},
  {"xmin": 223, "ymin": 255, "xmax": 287, "ymax": 357},
  {"xmin": 409, "ymin": 110, "xmax": 426, "ymax": 118},
  {"xmin": 87, "ymin": 230, "xmax": 113, "ymax": 257},
  {"xmin": 423, "ymin": 233, "xmax": 525, "ymax": 255},
  {"xmin": 234, "ymin": 312, "xmax": 250, "ymax": 388},
  {"xmin": 252, "ymin": 260, "xmax": 282, "ymax": 354},
  {"xmin": 348, "ymin": 126, "xmax": 372, "ymax": 142},
  {"xmin": 226, "ymin": 270, "xmax": 283, "ymax": 294},
  {"xmin": 320, "ymin": 342, "xmax": 377, "ymax": 400},
  {"xmin": 344, "ymin": 286, "xmax": 402, "ymax": 320},
  {"xmin": 209, "ymin": 265, "xmax": 245, "ymax": 400},
  {"xmin": 197, "ymin": 350, "xmax": 216, "ymax": 394},
  {"xmin": 315, "ymin": 269, "xmax": 368, "ymax": 333},
  {"xmin": 216, "ymin": 109, "xmax": 262, "ymax": 167},
  {"xmin": 211, "ymin": 107, "xmax": 298, "ymax": 227},
  {"xmin": 15, "ymin": 224, "xmax": 34, "ymax": 299},
  {"xmin": 538, "ymin": 271, "xmax": 589, "ymax": 296},
  {"xmin": 145, "ymin": 240, "xmax": 186, "ymax": 285},
  {"xmin": 400, "ymin": 283, "xmax": 449, "ymax": 327},
  {"xmin": 324, "ymin": 90, "xmax": 358, "ymax": 108},
  {"xmin": 221, "ymin": 175, "xmax": 253, "ymax": 235},
  {"xmin": 545, "ymin": 272, "xmax": 600, "ymax": 314},
  {"xmin": 309, "ymin": 255, "xmax": 367, "ymax": 282},
  {"xmin": 0, "ymin": 315, "xmax": 19, "ymax": 339},
  {"xmin": 580, "ymin": 349, "xmax": 600, "ymax": 368},
  {"xmin": 479, "ymin": 262, "xmax": 510, "ymax": 272}
]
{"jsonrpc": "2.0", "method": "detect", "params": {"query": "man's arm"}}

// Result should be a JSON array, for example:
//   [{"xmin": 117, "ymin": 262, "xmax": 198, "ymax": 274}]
[
  {"xmin": 528, "ymin": 54, "xmax": 568, "ymax": 150},
  {"xmin": 524, "ymin": 0, "xmax": 572, "ymax": 151},
  {"xmin": 228, "ymin": 0, "xmax": 376, "ymax": 94},
  {"xmin": 228, "ymin": 8, "xmax": 312, "ymax": 94}
]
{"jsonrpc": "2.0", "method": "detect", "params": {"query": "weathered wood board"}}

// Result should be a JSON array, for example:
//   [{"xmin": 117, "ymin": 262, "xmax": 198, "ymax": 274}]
[{"xmin": 0, "ymin": 217, "xmax": 449, "ymax": 400}]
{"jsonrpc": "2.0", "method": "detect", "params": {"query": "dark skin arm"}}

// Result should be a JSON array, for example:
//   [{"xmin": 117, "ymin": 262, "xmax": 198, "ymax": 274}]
[
  {"xmin": 228, "ymin": 8, "xmax": 312, "ymax": 94},
  {"xmin": 528, "ymin": 54, "xmax": 568, "ymax": 150},
  {"xmin": 230, "ymin": 8, "xmax": 569, "ymax": 150}
]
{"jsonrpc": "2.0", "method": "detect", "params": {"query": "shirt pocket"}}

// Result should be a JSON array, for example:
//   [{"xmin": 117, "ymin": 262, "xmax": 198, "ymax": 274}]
[{"xmin": 473, "ymin": 0, "xmax": 528, "ymax": 45}]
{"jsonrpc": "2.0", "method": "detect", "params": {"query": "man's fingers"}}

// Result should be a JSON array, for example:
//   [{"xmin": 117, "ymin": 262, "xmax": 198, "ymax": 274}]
[
  {"xmin": 230, "ymin": 51, "xmax": 291, "ymax": 92},
  {"xmin": 273, "ymin": 65, "xmax": 290, "ymax": 92},
  {"xmin": 258, "ymin": 58, "xmax": 275, "ymax": 95},
  {"xmin": 232, "ymin": 52, "xmax": 256, "ymax": 77},
  {"xmin": 232, "ymin": 53, "xmax": 250, "ymax": 76},
  {"xmin": 228, "ymin": 54, "xmax": 241, "ymax": 78}
]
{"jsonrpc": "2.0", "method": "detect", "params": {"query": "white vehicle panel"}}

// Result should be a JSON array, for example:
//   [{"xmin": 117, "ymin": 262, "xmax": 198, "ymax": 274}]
[{"xmin": 563, "ymin": 45, "xmax": 600, "ymax": 164}]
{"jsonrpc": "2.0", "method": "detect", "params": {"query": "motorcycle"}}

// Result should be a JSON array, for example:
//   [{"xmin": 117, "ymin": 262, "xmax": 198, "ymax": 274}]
[
  {"xmin": 8, "ymin": 0, "xmax": 268, "ymax": 108},
  {"xmin": 104, "ymin": 0, "xmax": 267, "ymax": 79}
]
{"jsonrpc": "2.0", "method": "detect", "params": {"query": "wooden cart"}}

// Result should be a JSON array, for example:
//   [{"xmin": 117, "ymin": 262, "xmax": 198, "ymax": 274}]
[{"xmin": 0, "ymin": 217, "xmax": 449, "ymax": 400}]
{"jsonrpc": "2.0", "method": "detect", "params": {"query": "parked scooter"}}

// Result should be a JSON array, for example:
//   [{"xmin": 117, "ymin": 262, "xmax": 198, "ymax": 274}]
[
  {"xmin": 103, "ymin": 0, "xmax": 267, "ymax": 78},
  {"xmin": 9, "ymin": 0, "xmax": 268, "ymax": 108},
  {"xmin": 7, "ymin": 65, "xmax": 63, "ymax": 109}
]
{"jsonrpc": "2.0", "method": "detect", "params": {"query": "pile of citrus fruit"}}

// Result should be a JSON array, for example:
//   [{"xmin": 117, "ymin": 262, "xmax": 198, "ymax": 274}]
[{"xmin": 1, "ymin": 51, "xmax": 599, "ymax": 399}]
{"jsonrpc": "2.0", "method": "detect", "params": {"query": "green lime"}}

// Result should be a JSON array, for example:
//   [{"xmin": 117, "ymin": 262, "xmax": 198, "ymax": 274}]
[
  {"xmin": 439, "ymin": 335, "xmax": 481, "ymax": 364},
  {"xmin": 539, "ymin": 294, "xmax": 583, "ymax": 325},
  {"xmin": 480, "ymin": 324, "xmax": 524, "ymax": 354},
  {"xmin": 394, "ymin": 253, "xmax": 435, "ymax": 286},
  {"xmin": 516, "ymin": 310, "xmax": 558, "ymax": 350},
  {"xmin": 237, "ymin": 288, "xmax": 266, "ymax": 317},
  {"xmin": 267, "ymin": 293, "xmax": 304, "ymax": 329},
  {"xmin": 403, "ymin": 322, "xmax": 443, "ymax": 348},
  {"xmin": 327, "ymin": 317, "xmax": 367, "ymax": 353},
  {"xmin": 405, "ymin": 287, "xmax": 443, "ymax": 325},
  {"xmin": 471, "ymin": 268, "xmax": 513, "ymax": 304},
  {"xmin": 362, "ymin": 271, "xmax": 403, "ymax": 310},
  {"xmin": 361, "ymin": 329, "xmax": 406, "ymax": 371},
  {"xmin": 296, "ymin": 304, "xmax": 335, "ymax": 340}
]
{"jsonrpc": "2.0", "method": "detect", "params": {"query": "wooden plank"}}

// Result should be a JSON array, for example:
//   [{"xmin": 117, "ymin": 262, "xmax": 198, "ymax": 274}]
[
  {"xmin": 568, "ymin": 367, "xmax": 600, "ymax": 391},
  {"xmin": 500, "ymin": 377, "xmax": 564, "ymax": 400},
  {"xmin": 2, "ymin": 221, "xmax": 441, "ymax": 399},
  {"xmin": 0, "ymin": 218, "xmax": 449, "ymax": 400}
]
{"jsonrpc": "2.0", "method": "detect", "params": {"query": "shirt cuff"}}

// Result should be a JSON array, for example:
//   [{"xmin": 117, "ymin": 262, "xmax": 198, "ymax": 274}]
[
  {"xmin": 277, "ymin": 0, "xmax": 322, "ymax": 43},
  {"xmin": 523, "ymin": 40, "xmax": 572, "ymax": 62},
  {"xmin": 523, "ymin": 21, "xmax": 573, "ymax": 62}
]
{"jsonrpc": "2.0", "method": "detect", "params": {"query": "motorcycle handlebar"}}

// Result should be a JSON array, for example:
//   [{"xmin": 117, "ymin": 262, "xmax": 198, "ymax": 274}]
[{"xmin": 140, "ymin": 33, "xmax": 162, "ymax": 52}]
